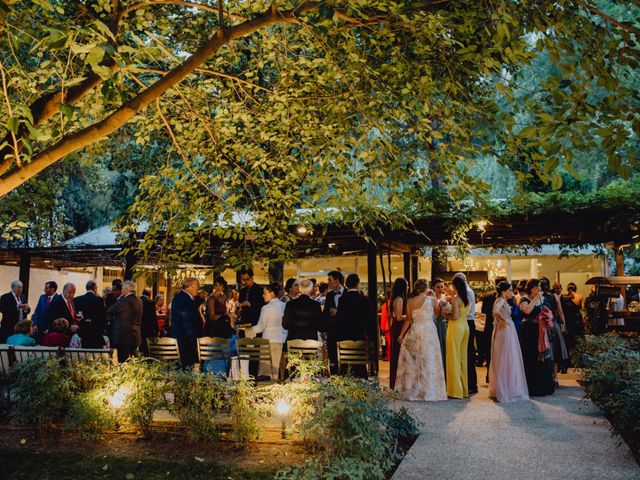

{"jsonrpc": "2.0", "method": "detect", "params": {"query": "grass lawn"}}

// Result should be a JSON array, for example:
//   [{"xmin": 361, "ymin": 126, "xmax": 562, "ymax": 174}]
[{"xmin": 0, "ymin": 448, "xmax": 277, "ymax": 480}]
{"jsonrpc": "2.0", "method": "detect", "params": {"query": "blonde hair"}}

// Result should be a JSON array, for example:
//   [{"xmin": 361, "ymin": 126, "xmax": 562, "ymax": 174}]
[{"xmin": 52, "ymin": 318, "xmax": 69, "ymax": 332}]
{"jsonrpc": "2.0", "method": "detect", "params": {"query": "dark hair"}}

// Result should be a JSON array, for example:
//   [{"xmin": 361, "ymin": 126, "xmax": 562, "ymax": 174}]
[
  {"xmin": 517, "ymin": 279, "xmax": 527, "ymax": 291},
  {"xmin": 539, "ymin": 276, "xmax": 550, "ymax": 293},
  {"xmin": 431, "ymin": 278, "xmax": 445, "ymax": 288},
  {"xmin": 494, "ymin": 276, "xmax": 507, "ymax": 286},
  {"xmin": 214, "ymin": 276, "xmax": 227, "ymax": 288},
  {"xmin": 318, "ymin": 282, "xmax": 328, "ymax": 294},
  {"xmin": 284, "ymin": 278, "xmax": 297, "ymax": 292},
  {"xmin": 46, "ymin": 281, "xmax": 58, "ymax": 291},
  {"xmin": 345, "ymin": 273, "xmax": 360, "ymax": 289},
  {"xmin": 112, "ymin": 279, "xmax": 123, "ymax": 288},
  {"xmin": 264, "ymin": 282, "xmax": 281, "ymax": 297},
  {"xmin": 511, "ymin": 280, "xmax": 519, "ymax": 292},
  {"xmin": 567, "ymin": 282, "xmax": 577, "ymax": 292},
  {"xmin": 410, "ymin": 279, "xmax": 429, "ymax": 297},
  {"xmin": 142, "ymin": 287, "xmax": 152, "ymax": 297},
  {"xmin": 391, "ymin": 278, "xmax": 408, "ymax": 303},
  {"xmin": 452, "ymin": 277, "xmax": 469, "ymax": 306},
  {"xmin": 239, "ymin": 269, "xmax": 254, "ymax": 277},
  {"xmin": 309, "ymin": 278, "xmax": 317, "ymax": 286},
  {"xmin": 328, "ymin": 270, "xmax": 344, "ymax": 285},
  {"xmin": 497, "ymin": 281, "xmax": 512, "ymax": 295},
  {"xmin": 14, "ymin": 319, "xmax": 32, "ymax": 334},
  {"xmin": 525, "ymin": 278, "xmax": 540, "ymax": 294}
]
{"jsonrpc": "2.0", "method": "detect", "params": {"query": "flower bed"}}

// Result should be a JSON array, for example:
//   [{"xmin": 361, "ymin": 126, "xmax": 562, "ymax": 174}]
[
  {"xmin": 0, "ymin": 356, "xmax": 418, "ymax": 479},
  {"xmin": 572, "ymin": 333, "xmax": 640, "ymax": 463}
]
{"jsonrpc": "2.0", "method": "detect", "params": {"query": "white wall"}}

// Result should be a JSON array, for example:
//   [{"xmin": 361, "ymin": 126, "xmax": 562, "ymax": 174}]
[{"xmin": 0, "ymin": 266, "xmax": 94, "ymax": 308}]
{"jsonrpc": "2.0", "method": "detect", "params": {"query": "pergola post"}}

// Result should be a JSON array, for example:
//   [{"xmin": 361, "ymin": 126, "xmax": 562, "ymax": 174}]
[
  {"xmin": 367, "ymin": 244, "xmax": 379, "ymax": 376},
  {"xmin": 410, "ymin": 253, "xmax": 419, "ymax": 287},
  {"xmin": 124, "ymin": 250, "xmax": 137, "ymax": 281},
  {"xmin": 431, "ymin": 247, "xmax": 446, "ymax": 283},
  {"xmin": 615, "ymin": 246, "xmax": 626, "ymax": 302},
  {"xmin": 403, "ymin": 252, "xmax": 411, "ymax": 282},
  {"xmin": 268, "ymin": 261, "xmax": 284, "ymax": 286},
  {"xmin": 19, "ymin": 252, "xmax": 31, "ymax": 299}
]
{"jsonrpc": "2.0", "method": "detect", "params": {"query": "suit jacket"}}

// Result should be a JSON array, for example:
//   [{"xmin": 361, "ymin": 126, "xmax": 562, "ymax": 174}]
[
  {"xmin": 321, "ymin": 287, "xmax": 345, "ymax": 335},
  {"xmin": 335, "ymin": 290, "xmax": 372, "ymax": 342},
  {"xmin": 238, "ymin": 283, "xmax": 264, "ymax": 326},
  {"xmin": 140, "ymin": 295, "xmax": 158, "ymax": 339},
  {"xmin": 170, "ymin": 290, "xmax": 201, "ymax": 339},
  {"xmin": 282, "ymin": 295, "xmax": 323, "ymax": 342},
  {"xmin": 107, "ymin": 293, "xmax": 142, "ymax": 348},
  {"xmin": 43, "ymin": 294, "xmax": 75, "ymax": 332},
  {"xmin": 74, "ymin": 291, "xmax": 107, "ymax": 336},
  {"xmin": 0, "ymin": 292, "xmax": 29, "ymax": 342},
  {"xmin": 31, "ymin": 293, "xmax": 59, "ymax": 330}
]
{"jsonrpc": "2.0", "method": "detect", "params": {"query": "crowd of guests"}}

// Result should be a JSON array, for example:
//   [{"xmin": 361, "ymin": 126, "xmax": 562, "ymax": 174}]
[
  {"xmin": 0, "ymin": 270, "xmax": 376, "ymax": 380},
  {"xmin": 0, "ymin": 278, "xmax": 162, "ymax": 363},
  {"xmin": 386, "ymin": 274, "xmax": 586, "ymax": 402}
]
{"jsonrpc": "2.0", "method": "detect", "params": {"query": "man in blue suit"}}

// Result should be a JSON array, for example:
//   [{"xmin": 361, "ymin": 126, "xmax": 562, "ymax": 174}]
[
  {"xmin": 31, "ymin": 281, "xmax": 59, "ymax": 335},
  {"xmin": 170, "ymin": 277, "xmax": 202, "ymax": 367}
]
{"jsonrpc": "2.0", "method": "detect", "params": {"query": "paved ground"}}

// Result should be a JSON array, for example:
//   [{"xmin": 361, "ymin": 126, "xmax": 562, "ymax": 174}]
[{"xmin": 387, "ymin": 365, "xmax": 640, "ymax": 480}]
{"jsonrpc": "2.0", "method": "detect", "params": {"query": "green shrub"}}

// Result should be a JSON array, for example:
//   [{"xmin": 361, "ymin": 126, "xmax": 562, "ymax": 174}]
[
  {"xmin": 575, "ymin": 334, "xmax": 640, "ymax": 459},
  {"xmin": 170, "ymin": 370, "xmax": 227, "ymax": 442},
  {"xmin": 272, "ymin": 374, "xmax": 419, "ymax": 480},
  {"xmin": 227, "ymin": 379, "xmax": 261, "ymax": 447},
  {"xmin": 65, "ymin": 389, "xmax": 117, "ymax": 436},
  {"xmin": 9, "ymin": 358, "xmax": 75, "ymax": 426}
]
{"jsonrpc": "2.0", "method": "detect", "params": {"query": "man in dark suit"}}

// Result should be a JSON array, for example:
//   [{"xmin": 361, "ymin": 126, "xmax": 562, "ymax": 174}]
[
  {"xmin": 74, "ymin": 280, "xmax": 107, "ymax": 337},
  {"xmin": 335, "ymin": 274, "xmax": 374, "ymax": 378},
  {"xmin": 238, "ymin": 269, "xmax": 264, "ymax": 326},
  {"xmin": 322, "ymin": 270, "xmax": 345, "ymax": 374},
  {"xmin": 105, "ymin": 279, "xmax": 122, "ymax": 309},
  {"xmin": 107, "ymin": 280, "xmax": 143, "ymax": 363},
  {"xmin": 44, "ymin": 282, "xmax": 78, "ymax": 334},
  {"xmin": 0, "ymin": 280, "xmax": 31, "ymax": 343},
  {"xmin": 170, "ymin": 277, "xmax": 201, "ymax": 367},
  {"xmin": 140, "ymin": 287, "xmax": 158, "ymax": 355},
  {"xmin": 31, "ymin": 281, "xmax": 58, "ymax": 335}
]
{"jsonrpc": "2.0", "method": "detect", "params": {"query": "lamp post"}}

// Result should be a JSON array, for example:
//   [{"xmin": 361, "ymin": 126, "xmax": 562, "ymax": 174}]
[{"xmin": 275, "ymin": 398, "xmax": 291, "ymax": 439}]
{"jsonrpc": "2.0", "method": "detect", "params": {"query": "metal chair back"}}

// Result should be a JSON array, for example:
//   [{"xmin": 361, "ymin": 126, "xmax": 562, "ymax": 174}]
[
  {"xmin": 236, "ymin": 338, "xmax": 272, "ymax": 379},
  {"xmin": 287, "ymin": 339, "xmax": 324, "ymax": 359},
  {"xmin": 197, "ymin": 336, "xmax": 231, "ymax": 363},
  {"xmin": 337, "ymin": 340, "xmax": 373, "ymax": 375},
  {"xmin": 147, "ymin": 337, "xmax": 181, "ymax": 361}
]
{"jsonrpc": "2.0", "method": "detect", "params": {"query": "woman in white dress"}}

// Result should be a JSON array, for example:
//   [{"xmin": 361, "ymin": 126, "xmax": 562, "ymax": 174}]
[{"xmin": 395, "ymin": 279, "xmax": 447, "ymax": 401}]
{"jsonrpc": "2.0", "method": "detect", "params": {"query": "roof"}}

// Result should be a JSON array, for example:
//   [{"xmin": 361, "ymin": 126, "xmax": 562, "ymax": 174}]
[{"xmin": 585, "ymin": 276, "xmax": 640, "ymax": 286}]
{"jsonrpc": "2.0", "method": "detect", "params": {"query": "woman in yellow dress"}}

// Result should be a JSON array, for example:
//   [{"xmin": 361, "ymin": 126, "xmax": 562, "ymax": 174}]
[{"xmin": 445, "ymin": 276, "xmax": 471, "ymax": 399}]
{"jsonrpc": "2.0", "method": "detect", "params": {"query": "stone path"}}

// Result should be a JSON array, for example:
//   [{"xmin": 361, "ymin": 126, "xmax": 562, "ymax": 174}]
[{"xmin": 390, "ymin": 367, "xmax": 639, "ymax": 480}]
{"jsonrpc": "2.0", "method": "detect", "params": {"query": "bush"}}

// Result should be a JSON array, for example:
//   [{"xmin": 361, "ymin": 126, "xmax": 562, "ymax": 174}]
[
  {"xmin": 272, "ymin": 375, "xmax": 419, "ymax": 480},
  {"xmin": 575, "ymin": 334, "xmax": 640, "ymax": 460},
  {"xmin": 9, "ymin": 358, "xmax": 74, "ymax": 426},
  {"xmin": 65, "ymin": 389, "xmax": 117, "ymax": 436},
  {"xmin": 170, "ymin": 370, "xmax": 227, "ymax": 442}
]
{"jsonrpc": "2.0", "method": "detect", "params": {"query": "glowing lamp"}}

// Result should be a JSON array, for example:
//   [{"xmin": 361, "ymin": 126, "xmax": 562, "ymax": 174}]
[
  {"xmin": 276, "ymin": 398, "xmax": 291, "ymax": 416},
  {"xmin": 109, "ymin": 385, "xmax": 131, "ymax": 409}
]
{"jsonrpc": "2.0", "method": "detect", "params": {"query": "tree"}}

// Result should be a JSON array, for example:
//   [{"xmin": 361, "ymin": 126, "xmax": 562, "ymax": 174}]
[{"xmin": 0, "ymin": 0, "xmax": 638, "ymax": 260}]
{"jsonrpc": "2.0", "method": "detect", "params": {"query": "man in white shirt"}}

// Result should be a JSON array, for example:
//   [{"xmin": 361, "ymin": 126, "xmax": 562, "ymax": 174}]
[{"xmin": 453, "ymin": 272, "xmax": 478, "ymax": 394}]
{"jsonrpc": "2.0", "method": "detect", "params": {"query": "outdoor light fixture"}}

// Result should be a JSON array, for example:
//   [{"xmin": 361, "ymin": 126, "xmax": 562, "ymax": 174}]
[
  {"xmin": 276, "ymin": 398, "xmax": 291, "ymax": 439},
  {"xmin": 297, "ymin": 226, "xmax": 308, "ymax": 235},
  {"xmin": 109, "ymin": 385, "xmax": 131, "ymax": 409}
]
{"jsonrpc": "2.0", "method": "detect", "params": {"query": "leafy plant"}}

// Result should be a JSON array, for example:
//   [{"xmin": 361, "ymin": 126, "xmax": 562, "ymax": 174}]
[
  {"xmin": 227, "ymin": 379, "xmax": 262, "ymax": 448},
  {"xmin": 9, "ymin": 358, "xmax": 74, "ymax": 426},
  {"xmin": 574, "ymin": 334, "xmax": 640, "ymax": 460},
  {"xmin": 170, "ymin": 370, "xmax": 227, "ymax": 442},
  {"xmin": 65, "ymin": 388, "xmax": 117, "ymax": 437}
]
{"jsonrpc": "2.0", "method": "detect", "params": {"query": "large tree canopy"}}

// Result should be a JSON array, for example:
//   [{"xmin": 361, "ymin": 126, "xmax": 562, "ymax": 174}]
[{"xmin": 0, "ymin": 0, "xmax": 638, "ymax": 262}]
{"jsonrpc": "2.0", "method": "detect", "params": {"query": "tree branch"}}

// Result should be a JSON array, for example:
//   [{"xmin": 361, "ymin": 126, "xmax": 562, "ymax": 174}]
[
  {"xmin": 122, "ymin": 0, "xmax": 246, "ymax": 21},
  {"xmin": 0, "ymin": 2, "xmax": 321, "ymax": 195},
  {"xmin": 574, "ymin": 0, "xmax": 640, "ymax": 36},
  {"xmin": 0, "ymin": 62, "xmax": 118, "ymax": 176}
]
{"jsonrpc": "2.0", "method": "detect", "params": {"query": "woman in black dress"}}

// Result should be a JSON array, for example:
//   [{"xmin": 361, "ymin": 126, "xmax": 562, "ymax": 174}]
[
  {"xmin": 389, "ymin": 278, "xmax": 408, "ymax": 389},
  {"xmin": 519, "ymin": 279, "xmax": 555, "ymax": 396}
]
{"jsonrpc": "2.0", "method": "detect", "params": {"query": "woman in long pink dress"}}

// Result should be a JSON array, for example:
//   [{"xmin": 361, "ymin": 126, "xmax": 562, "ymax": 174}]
[{"xmin": 489, "ymin": 281, "xmax": 529, "ymax": 403}]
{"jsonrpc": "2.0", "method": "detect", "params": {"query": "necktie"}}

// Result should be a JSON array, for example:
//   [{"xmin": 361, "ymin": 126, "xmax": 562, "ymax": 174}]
[
  {"xmin": 67, "ymin": 300, "xmax": 75, "ymax": 323},
  {"xmin": 46, "ymin": 296, "xmax": 51, "ymax": 308}
]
